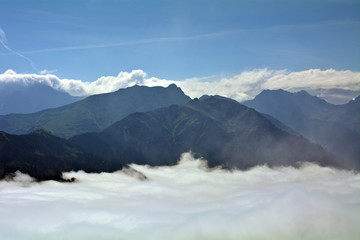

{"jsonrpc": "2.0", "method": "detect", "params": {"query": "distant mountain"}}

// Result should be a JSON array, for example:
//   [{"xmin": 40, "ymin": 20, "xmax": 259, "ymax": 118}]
[
  {"xmin": 200, "ymin": 94, "xmax": 299, "ymax": 135},
  {"xmin": 0, "ymin": 84, "xmax": 191, "ymax": 138},
  {"xmin": 243, "ymin": 90, "xmax": 360, "ymax": 168},
  {"xmin": 0, "ymin": 83, "xmax": 81, "ymax": 114},
  {"xmin": 199, "ymin": 94, "xmax": 239, "ymax": 103},
  {"xmin": 0, "ymin": 130, "xmax": 122, "ymax": 181},
  {"xmin": 333, "ymin": 95, "xmax": 360, "ymax": 133},
  {"xmin": 70, "ymin": 97, "xmax": 342, "ymax": 170}
]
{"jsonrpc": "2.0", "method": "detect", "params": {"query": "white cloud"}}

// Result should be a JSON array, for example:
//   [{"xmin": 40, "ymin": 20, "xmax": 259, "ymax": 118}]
[
  {"xmin": 176, "ymin": 68, "xmax": 360, "ymax": 104},
  {"xmin": 263, "ymin": 68, "xmax": 360, "ymax": 92},
  {"xmin": 176, "ymin": 69, "xmax": 280, "ymax": 101},
  {"xmin": 0, "ymin": 69, "xmax": 159, "ymax": 96},
  {"xmin": 0, "ymin": 152, "xmax": 359, "ymax": 240},
  {"xmin": 39, "ymin": 69, "xmax": 57, "ymax": 75},
  {"xmin": 1, "ymin": 68, "xmax": 359, "ymax": 104}
]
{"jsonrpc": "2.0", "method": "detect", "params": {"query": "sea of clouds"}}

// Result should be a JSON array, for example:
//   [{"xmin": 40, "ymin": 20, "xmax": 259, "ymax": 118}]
[{"xmin": 0, "ymin": 152, "xmax": 359, "ymax": 240}]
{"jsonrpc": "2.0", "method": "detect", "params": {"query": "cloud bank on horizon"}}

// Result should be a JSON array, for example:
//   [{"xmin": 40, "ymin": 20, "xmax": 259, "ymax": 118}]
[
  {"xmin": 1, "ymin": 68, "xmax": 359, "ymax": 104},
  {"xmin": 0, "ymin": 152, "xmax": 359, "ymax": 240}
]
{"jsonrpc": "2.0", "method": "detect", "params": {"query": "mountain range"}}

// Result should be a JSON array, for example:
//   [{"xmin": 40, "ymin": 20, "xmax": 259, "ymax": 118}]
[
  {"xmin": 70, "ymin": 97, "xmax": 339, "ymax": 170},
  {"xmin": 243, "ymin": 89, "xmax": 360, "ymax": 169},
  {"xmin": 0, "ymin": 85, "xmax": 358, "ymax": 181},
  {"xmin": 0, "ymin": 84, "xmax": 190, "ymax": 138}
]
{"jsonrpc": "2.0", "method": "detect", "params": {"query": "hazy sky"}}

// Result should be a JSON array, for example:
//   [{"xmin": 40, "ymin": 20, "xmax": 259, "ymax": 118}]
[{"xmin": 1, "ymin": 0, "xmax": 359, "ymax": 81}]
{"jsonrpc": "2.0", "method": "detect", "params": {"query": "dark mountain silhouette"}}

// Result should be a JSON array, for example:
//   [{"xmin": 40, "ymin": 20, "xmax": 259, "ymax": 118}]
[
  {"xmin": 0, "ymin": 83, "xmax": 81, "ymax": 115},
  {"xmin": 70, "ymin": 97, "xmax": 342, "ymax": 170},
  {"xmin": 0, "ymin": 84, "xmax": 191, "ymax": 138},
  {"xmin": 0, "ymin": 130, "xmax": 122, "ymax": 181},
  {"xmin": 243, "ymin": 90, "xmax": 360, "ymax": 168}
]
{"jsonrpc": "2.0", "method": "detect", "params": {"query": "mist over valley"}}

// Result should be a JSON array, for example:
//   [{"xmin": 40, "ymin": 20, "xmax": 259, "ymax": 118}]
[
  {"xmin": 1, "ymin": 153, "xmax": 359, "ymax": 240},
  {"xmin": 1, "ymin": 0, "xmax": 359, "ymax": 239}
]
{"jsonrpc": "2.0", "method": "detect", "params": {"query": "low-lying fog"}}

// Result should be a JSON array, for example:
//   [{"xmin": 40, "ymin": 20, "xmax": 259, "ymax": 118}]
[{"xmin": 1, "ymin": 152, "xmax": 359, "ymax": 240}]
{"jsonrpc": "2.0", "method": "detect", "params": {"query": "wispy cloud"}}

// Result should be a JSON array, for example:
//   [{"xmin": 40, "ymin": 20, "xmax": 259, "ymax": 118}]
[
  {"xmin": 19, "ymin": 30, "xmax": 240, "ymax": 55},
  {"xmin": 0, "ymin": 28, "xmax": 38, "ymax": 72},
  {"xmin": 39, "ymin": 69, "xmax": 57, "ymax": 75},
  {"xmin": 14, "ymin": 19, "xmax": 358, "ymax": 56},
  {"xmin": 262, "ymin": 19, "xmax": 360, "ymax": 32}
]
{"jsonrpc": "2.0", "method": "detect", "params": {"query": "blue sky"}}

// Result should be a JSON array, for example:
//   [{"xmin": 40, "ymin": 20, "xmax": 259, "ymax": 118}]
[{"xmin": 0, "ymin": 0, "xmax": 359, "ymax": 81}]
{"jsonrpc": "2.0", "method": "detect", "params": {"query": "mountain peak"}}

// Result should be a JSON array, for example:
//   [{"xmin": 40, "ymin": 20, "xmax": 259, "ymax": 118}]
[
  {"xmin": 261, "ymin": 89, "xmax": 288, "ymax": 94},
  {"xmin": 0, "ymin": 84, "xmax": 191, "ymax": 138},
  {"xmin": 256, "ymin": 89, "xmax": 291, "ymax": 98},
  {"xmin": 167, "ymin": 83, "xmax": 178, "ymax": 89},
  {"xmin": 200, "ymin": 94, "xmax": 239, "ymax": 104},
  {"xmin": 243, "ymin": 89, "xmax": 360, "ymax": 169},
  {"xmin": 254, "ymin": 89, "xmax": 329, "ymax": 105},
  {"xmin": 296, "ymin": 90, "xmax": 310, "ymax": 96}
]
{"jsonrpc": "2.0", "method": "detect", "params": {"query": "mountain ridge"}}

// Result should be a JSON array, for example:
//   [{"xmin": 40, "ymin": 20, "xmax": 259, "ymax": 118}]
[
  {"xmin": 243, "ymin": 89, "xmax": 360, "ymax": 168},
  {"xmin": 1, "ymin": 87, "xmax": 358, "ymax": 182},
  {"xmin": 0, "ymin": 84, "xmax": 191, "ymax": 138},
  {"xmin": 0, "ymin": 129, "xmax": 122, "ymax": 181},
  {"xmin": 70, "ymin": 97, "xmax": 342, "ymax": 170}
]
